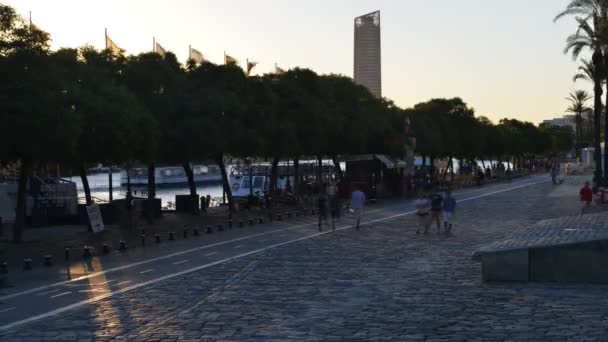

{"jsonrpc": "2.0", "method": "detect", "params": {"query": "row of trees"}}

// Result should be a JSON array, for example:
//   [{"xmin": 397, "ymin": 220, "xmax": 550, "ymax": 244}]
[
  {"xmin": 556, "ymin": 0, "xmax": 608, "ymax": 182},
  {"xmin": 0, "ymin": 5, "xmax": 406, "ymax": 242},
  {"xmin": 408, "ymin": 98, "xmax": 574, "ymax": 176}
]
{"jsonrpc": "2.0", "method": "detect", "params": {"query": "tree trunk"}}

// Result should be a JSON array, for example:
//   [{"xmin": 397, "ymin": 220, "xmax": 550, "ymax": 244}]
[
  {"xmin": 293, "ymin": 157, "xmax": 300, "ymax": 195},
  {"xmin": 13, "ymin": 159, "xmax": 31, "ymax": 243},
  {"xmin": 79, "ymin": 163, "xmax": 92, "ymax": 206},
  {"xmin": 593, "ymin": 52, "xmax": 603, "ymax": 182},
  {"xmin": 332, "ymin": 155, "xmax": 343, "ymax": 181},
  {"xmin": 216, "ymin": 155, "xmax": 234, "ymax": 212},
  {"xmin": 182, "ymin": 161, "xmax": 197, "ymax": 196},
  {"xmin": 317, "ymin": 155, "xmax": 323, "ymax": 185},
  {"xmin": 147, "ymin": 163, "xmax": 156, "ymax": 200},
  {"xmin": 270, "ymin": 157, "xmax": 279, "ymax": 193}
]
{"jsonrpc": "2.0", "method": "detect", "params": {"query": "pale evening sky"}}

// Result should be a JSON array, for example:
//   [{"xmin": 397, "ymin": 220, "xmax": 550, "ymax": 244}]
[{"xmin": 5, "ymin": 0, "xmax": 585, "ymax": 124}]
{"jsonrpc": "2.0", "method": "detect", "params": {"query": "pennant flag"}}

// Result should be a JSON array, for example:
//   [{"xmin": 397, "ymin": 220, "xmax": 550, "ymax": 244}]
[
  {"xmin": 189, "ymin": 47, "xmax": 205, "ymax": 64},
  {"xmin": 105, "ymin": 34, "xmax": 123, "ymax": 56},
  {"xmin": 275, "ymin": 64, "xmax": 286, "ymax": 75},
  {"xmin": 155, "ymin": 42, "xmax": 167, "ymax": 57},
  {"xmin": 246, "ymin": 59, "xmax": 258, "ymax": 75},
  {"xmin": 224, "ymin": 53, "xmax": 238, "ymax": 65}
]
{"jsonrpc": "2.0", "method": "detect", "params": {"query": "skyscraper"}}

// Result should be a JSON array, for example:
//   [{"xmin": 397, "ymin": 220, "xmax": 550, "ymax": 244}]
[{"xmin": 354, "ymin": 11, "xmax": 381, "ymax": 98}]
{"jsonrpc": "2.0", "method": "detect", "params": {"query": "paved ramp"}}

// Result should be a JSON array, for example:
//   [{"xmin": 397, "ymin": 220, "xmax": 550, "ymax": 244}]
[{"xmin": 474, "ymin": 213, "xmax": 608, "ymax": 283}]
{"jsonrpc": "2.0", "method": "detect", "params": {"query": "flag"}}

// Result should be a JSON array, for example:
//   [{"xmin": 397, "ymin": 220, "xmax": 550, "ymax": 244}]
[
  {"xmin": 246, "ymin": 60, "xmax": 258, "ymax": 75},
  {"xmin": 275, "ymin": 64, "xmax": 286, "ymax": 75},
  {"xmin": 105, "ymin": 35, "xmax": 122, "ymax": 56},
  {"xmin": 155, "ymin": 42, "xmax": 167, "ymax": 57},
  {"xmin": 189, "ymin": 47, "xmax": 205, "ymax": 64},
  {"xmin": 224, "ymin": 53, "xmax": 238, "ymax": 65}
]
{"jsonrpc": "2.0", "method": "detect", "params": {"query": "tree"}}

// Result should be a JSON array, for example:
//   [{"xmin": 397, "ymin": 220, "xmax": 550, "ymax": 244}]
[
  {"xmin": 556, "ymin": 0, "xmax": 605, "ymax": 180},
  {"xmin": 566, "ymin": 90, "xmax": 592, "ymax": 158}
]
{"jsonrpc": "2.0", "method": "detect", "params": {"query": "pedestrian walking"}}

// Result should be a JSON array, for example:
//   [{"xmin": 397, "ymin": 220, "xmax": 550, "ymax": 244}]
[
  {"xmin": 351, "ymin": 185, "xmax": 366, "ymax": 230},
  {"xmin": 442, "ymin": 191, "xmax": 456, "ymax": 233},
  {"xmin": 318, "ymin": 185, "xmax": 329, "ymax": 231},
  {"xmin": 415, "ymin": 194, "xmax": 430, "ymax": 235},
  {"xmin": 327, "ymin": 181, "xmax": 339, "ymax": 231},
  {"xmin": 430, "ymin": 192, "xmax": 443, "ymax": 234},
  {"xmin": 580, "ymin": 181, "xmax": 593, "ymax": 210},
  {"xmin": 551, "ymin": 164, "xmax": 559, "ymax": 185}
]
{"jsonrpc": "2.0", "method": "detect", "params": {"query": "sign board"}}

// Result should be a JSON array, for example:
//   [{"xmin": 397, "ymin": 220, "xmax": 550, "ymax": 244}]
[{"xmin": 86, "ymin": 204, "xmax": 105, "ymax": 233}]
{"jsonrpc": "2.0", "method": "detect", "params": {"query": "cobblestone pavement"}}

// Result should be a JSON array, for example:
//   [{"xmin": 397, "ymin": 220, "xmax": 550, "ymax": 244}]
[{"xmin": 3, "ymin": 176, "xmax": 608, "ymax": 341}]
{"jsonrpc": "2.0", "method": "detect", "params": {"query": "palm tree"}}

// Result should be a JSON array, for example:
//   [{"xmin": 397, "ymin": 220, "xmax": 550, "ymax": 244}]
[
  {"xmin": 556, "ymin": 0, "xmax": 605, "ymax": 181},
  {"xmin": 566, "ymin": 90, "xmax": 592, "ymax": 158}
]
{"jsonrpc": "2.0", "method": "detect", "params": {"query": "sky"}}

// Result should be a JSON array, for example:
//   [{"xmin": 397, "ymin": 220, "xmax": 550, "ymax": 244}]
[{"xmin": 4, "ymin": 0, "xmax": 587, "ymax": 124}]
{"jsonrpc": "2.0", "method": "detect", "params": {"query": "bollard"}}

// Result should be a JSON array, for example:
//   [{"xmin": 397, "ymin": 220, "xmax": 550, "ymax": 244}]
[
  {"xmin": 238, "ymin": 220, "xmax": 244, "ymax": 228},
  {"xmin": 102, "ymin": 244, "xmax": 110, "ymax": 254},
  {"xmin": 310, "ymin": 209, "xmax": 315, "ymax": 216},
  {"xmin": 286, "ymin": 212, "xmax": 291, "ymax": 219},
  {"xmin": 258, "ymin": 217, "xmax": 264, "ymax": 224},
  {"xmin": 277, "ymin": 214, "xmax": 283, "ymax": 221},
  {"xmin": 217, "ymin": 224, "xmax": 224, "ymax": 231},
  {"xmin": 23, "ymin": 258, "xmax": 32, "ymax": 271},
  {"xmin": 65, "ymin": 247, "xmax": 70, "ymax": 261},
  {"xmin": 83, "ymin": 246, "xmax": 92, "ymax": 259},
  {"xmin": 228, "ymin": 220, "xmax": 233, "ymax": 229},
  {"xmin": 119, "ymin": 240, "xmax": 127, "ymax": 251},
  {"xmin": 155, "ymin": 234, "xmax": 161, "ymax": 243},
  {"xmin": 141, "ymin": 233, "xmax": 146, "ymax": 246},
  {"xmin": 44, "ymin": 254, "xmax": 53, "ymax": 267},
  {"xmin": 206, "ymin": 226, "xmax": 213, "ymax": 234},
  {"xmin": 249, "ymin": 219, "xmax": 254, "ymax": 226},
  {"xmin": 183, "ymin": 228, "xmax": 188, "ymax": 239},
  {"xmin": 0, "ymin": 262, "xmax": 7, "ymax": 274},
  {"xmin": 193, "ymin": 228, "xmax": 200, "ymax": 236},
  {"xmin": 295, "ymin": 212, "xmax": 299, "ymax": 217},
  {"xmin": 169, "ymin": 232, "xmax": 175, "ymax": 241}
]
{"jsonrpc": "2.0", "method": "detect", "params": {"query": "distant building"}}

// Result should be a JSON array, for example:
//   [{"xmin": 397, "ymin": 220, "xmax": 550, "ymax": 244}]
[
  {"xmin": 542, "ymin": 115, "xmax": 576, "ymax": 131},
  {"xmin": 354, "ymin": 11, "xmax": 382, "ymax": 98}
]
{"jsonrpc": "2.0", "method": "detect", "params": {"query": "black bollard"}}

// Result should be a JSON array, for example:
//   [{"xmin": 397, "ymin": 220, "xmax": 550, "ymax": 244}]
[
  {"xmin": 217, "ymin": 224, "xmax": 224, "ymax": 231},
  {"xmin": 249, "ymin": 219, "xmax": 254, "ymax": 226},
  {"xmin": 286, "ymin": 212, "xmax": 291, "ymax": 219},
  {"xmin": 183, "ymin": 229, "xmax": 188, "ymax": 239},
  {"xmin": 206, "ymin": 226, "xmax": 213, "ymax": 234},
  {"xmin": 239, "ymin": 220, "xmax": 244, "ymax": 228},
  {"xmin": 193, "ymin": 228, "xmax": 200, "ymax": 236},
  {"xmin": 119, "ymin": 240, "xmax": 127, "ymax": 251},
  {"xmin": 228, "ymin": 220, "xmax": 233, "ymax": 229},
  {"xmin": 44, "ymin": 255, "xmax": 53, "ymax": 267},
  {"xmin": 258, "ymin": 217, "xmax": 264, "ymax": 224},
  {"xmin": 169, "ymin": 232, "xmax": 175, "ymax": 241},
  {"xmin": 0, "ymin": 262, "xmax": 7, "ymax": 274},
  {"xmin": 295, "ymin": 212, "xmax": 299, "ymax": 217},
  {"xmin": 23, "ymin": 258, "xmax": 32, "ymax": 271},
  {"xmin": 310, "ymin": 209, "xmax": 315, "ymax": 216},
  {"xmin": 141, "ymin": 234, "xmax": 146, "ymax": 246},
  {"xmin": 64, "ymin": 247, "xmax": 70, "ymax": 261},
  {"xmin": 102, "ymin": 244, "xmax": 110, "ymax": 254},
  {"xmin": 277, "ymin": 214, "xmax": 283, "ymax": 221},
  {"xmin": 155, "ymin": 234, "xmax": 161, "ymax": 243}
]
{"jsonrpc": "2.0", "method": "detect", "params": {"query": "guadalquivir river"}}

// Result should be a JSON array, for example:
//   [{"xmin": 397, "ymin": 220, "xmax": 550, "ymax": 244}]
[{"xmin": 65, "ymin": 172, "xmax": 224, "ymax": 208}]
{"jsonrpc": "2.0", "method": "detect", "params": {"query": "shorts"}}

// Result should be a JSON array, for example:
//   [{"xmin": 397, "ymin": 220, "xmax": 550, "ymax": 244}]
[{"xmin": 442, "ymin": 211, "xmax": 453, "ymax": 223}]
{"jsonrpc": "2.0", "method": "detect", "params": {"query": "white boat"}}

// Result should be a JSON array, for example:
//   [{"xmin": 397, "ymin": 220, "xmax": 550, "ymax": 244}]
[
  {"xmin": 229, "ymin": 160, "xmax": 334, "ymax": 197},
  {"xmin": 121, "ymin": 165, "xmax": 222, "ymax": 186}
]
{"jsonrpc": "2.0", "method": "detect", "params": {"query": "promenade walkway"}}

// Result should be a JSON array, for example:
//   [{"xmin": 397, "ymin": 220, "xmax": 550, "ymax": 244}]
[{"xmin": 1, "ymin": 175, "xmax": 607, "ymax": 341}]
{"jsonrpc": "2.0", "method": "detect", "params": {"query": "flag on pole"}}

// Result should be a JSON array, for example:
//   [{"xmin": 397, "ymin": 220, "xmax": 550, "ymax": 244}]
[
  {"xmin": 105, "ymin": 29, "xmax": 123, "ymax": 56},
  {"xmin": 246, "ymin": 59, "xmax": 258, "ymax": 75},
  {"xmin": 155, "ymin": 42, "xmax": 167, "ymax": 57},
  {"xmin": 275, "ymin": 63, "xmax": 286, "ymax": 75},
  {"xmin": 224, "ymin": 53, "xmax": 238, "ymax": 65},
  {"xmin": 189, "ymin": 47, "xmax": 205, "ymax": 64}
]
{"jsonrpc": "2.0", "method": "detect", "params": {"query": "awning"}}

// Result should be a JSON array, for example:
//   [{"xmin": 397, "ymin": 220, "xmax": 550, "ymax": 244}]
[{"xmin": 374, "ymin": 155, "xmax": 406, "ymax": 169}]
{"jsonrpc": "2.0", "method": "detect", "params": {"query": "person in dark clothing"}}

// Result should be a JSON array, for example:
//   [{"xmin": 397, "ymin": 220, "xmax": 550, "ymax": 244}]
[{"xmin": 430, "ymin": 192, "xmax": 443, "ymax": 233}]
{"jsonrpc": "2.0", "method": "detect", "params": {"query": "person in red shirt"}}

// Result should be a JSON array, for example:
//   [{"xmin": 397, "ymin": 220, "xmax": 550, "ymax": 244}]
[{"xmin": 580, "ymin": 181, "xmax": 593, "ymax": 207}]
